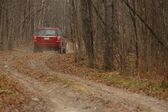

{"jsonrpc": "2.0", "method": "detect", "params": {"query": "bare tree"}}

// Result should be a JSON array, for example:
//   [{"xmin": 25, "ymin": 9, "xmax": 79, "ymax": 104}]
[
  {"xmin": 103, "ymin": 0, "xmax": 117, "ymax": 71},
  {"xmin": 80, "ymin": 0, "xmax": 95, "ymax": 67}
]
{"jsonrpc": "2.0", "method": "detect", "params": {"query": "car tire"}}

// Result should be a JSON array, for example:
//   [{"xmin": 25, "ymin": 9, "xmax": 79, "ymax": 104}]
[
  {"xmin": 59, "ymin": 47, "xmax": 63, "ymax": 54},
  {"xmin": 59, "ymin": 47, "xmax": 67, "ymax": 54},
  {"xmin": 33, "ymin": 46, "xmax": 40, "ymax": 53},
  {"xmin": 63, "ymin": 48, "xmax": 66, "ymax": 54}
]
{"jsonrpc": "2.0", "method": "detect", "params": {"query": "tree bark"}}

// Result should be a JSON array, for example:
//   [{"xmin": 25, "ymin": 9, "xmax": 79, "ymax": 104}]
[
  {"xmin": 80, "ymin": 0, "xmax": 95, "ymax": 67},
  {"xmin": 103, "ymin": 0, "xmax": 117, "ymax": 71}
]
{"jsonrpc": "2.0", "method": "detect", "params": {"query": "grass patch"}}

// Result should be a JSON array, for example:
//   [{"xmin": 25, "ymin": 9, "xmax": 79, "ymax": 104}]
[
  {"xmin": 87, "ymin": 72, "xmax": 168, "ymax": 100},
  {"xmin": 72, "ymin": 84, "xmax": 94, "ymax": 94}
]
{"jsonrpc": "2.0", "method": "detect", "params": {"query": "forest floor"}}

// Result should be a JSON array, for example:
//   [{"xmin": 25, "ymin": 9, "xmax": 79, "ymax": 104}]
[{"xmin": 0, "ymin": 49, "xmax": 168, "ymax": 112}]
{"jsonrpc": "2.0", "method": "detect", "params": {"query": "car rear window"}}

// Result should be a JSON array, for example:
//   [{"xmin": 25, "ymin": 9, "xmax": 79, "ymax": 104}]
[{"xmin": 37, "ymin": 29, "xmax": 57, "ymax": 36}]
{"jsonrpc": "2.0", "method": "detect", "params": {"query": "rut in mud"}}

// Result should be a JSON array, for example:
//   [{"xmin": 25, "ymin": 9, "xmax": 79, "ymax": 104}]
[{"xmin": 1, "ymin": 50, "xmax": 168, "ymax": 112}]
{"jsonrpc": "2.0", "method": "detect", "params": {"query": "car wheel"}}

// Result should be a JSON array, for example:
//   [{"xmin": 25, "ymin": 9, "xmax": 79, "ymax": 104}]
[
  {"xmin": 59, "ymin": 47, "xmax": 64, "ymax": 54},
  {"xmin": 63, "ymin": 48, "xmax": 66, "ymax": 54},
  {"xmin": 33, "ymin": 46, "xmax": 40, "ymax": 53}
]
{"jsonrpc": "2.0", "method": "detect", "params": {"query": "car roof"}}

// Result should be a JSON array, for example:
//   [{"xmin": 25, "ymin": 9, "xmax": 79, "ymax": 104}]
[{"xmin": 38, "ymin": 27, "xmax": 61, "ymax": 30}]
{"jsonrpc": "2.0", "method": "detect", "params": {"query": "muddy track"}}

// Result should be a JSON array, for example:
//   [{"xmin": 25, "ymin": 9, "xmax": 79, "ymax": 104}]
[{"xmin": 2, "ymin": 50, "xmax": 168, "ymax": 112}]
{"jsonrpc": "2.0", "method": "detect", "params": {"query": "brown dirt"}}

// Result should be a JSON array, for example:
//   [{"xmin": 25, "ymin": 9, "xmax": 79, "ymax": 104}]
[
  {"xmin": 46, "ymin": 53, "xmax": 168, "ymax": 100},
  {"xmin": 0, "ymin": 52, "xmax": 49, "ymax": 112},
  {"xmin": 0, "ymin": 50, "xmax": 168, "ymax": 112}
]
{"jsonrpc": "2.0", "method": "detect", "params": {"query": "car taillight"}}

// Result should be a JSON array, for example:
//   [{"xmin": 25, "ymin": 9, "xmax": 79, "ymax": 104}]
[
  {"xmin": 33, "ymin": 36, "xmax": 39, "ymax": 42},
  {"xmin": 57, "ymin": 36, "xmax": 61, "ymax": 41},
  {"xmin": 33, "ymin": 36, "xmax": 37, "ymax": 40}
]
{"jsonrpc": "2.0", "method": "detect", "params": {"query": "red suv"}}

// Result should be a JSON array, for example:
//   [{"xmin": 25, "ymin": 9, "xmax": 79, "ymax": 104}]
[{"xmin": 33, "ymin": 27, "xmax": 67, "ymax": 53}]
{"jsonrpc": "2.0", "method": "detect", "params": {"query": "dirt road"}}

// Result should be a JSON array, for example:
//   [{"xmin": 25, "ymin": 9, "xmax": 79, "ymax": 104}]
[{"xmin": 1, "ymin": 50, "xmax": 168, "ymax": 112}]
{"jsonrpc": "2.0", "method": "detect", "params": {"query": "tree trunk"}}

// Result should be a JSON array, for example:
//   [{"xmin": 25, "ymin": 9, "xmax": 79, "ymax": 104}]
[
  {"xmin": 80, "ymin": 0, "xmax": 95, "ymax": 67},
  {"xmin": 103, "ymin": 0, "xmax": 117, "ymax": 71}
]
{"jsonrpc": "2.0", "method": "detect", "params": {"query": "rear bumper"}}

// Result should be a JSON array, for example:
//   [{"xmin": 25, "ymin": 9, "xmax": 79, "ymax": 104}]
[{"xmin": 34, "ymin": 42, "xmax": 61, "ymax": 48}]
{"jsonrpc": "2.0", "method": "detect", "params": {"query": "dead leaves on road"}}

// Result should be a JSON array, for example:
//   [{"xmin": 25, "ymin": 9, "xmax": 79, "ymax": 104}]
[
  {"xmin": 7, "ymin": 51, "xmax": 168, "ymax": 101},
  {"xmin": 0, "ymin": 74, "xmax": 30, "ymax": 112},
  {"xmin": 46, "ymin": 53, "xmax": 168, "ymax": 100}
]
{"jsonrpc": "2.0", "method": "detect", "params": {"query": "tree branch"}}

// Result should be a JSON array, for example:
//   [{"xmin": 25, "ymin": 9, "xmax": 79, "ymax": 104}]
[{"xmin": 122, "ymin": 0, "xmax": 168, "ymax": 50}]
